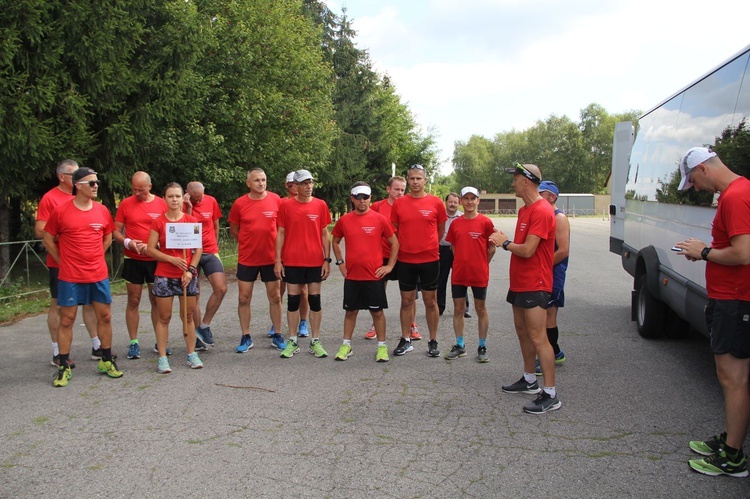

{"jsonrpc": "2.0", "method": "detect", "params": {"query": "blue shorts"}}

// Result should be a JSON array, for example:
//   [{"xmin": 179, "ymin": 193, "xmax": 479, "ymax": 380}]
[
  {"xmin": 57, "ymin": 279, "xmax": 112, "ymax": 307},
  {"xmin": 548, "ymin": 289, "xmax": 565, "ymax": 308}
]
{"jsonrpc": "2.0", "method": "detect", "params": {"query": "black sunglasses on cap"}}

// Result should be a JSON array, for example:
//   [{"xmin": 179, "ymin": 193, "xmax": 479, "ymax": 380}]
[
  {"xmin": 352, "ymin": 194, "xmax": 371, "ymax": 200},
  {"xmin": 505, "ymin": 162, "xmax": 541, "ymax": 184}
]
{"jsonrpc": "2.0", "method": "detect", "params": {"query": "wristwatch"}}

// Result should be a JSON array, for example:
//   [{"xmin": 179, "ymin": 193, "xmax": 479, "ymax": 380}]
[
  {"xmin": 701, "ymin": 247, "xmax": 712, "ymax": 261},
  {"xmin": 323, "ymin": 257, "xmax": 332, "ymax": 263},
  {"xmin": 335, "ymin": 259, "xmax": 345, "ymax": 266},
  {"xmin": 502, "ymin": 240, "xmax": 512, "ymax": 251}
]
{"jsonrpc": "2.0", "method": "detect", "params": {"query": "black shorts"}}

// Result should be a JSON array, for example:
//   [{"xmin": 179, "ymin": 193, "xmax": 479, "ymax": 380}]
[
  {"xmin": 237, "ymin": 263, "xmax": 278, "ymax": 283},
  {"xmin": 197, "ymin": 253, "xmax": 224, "ymax": 277},
  {"xmin": 705, "ymin": 299, "xmax": 750, "ymax": 358},
  {"xmin": 506, "ymin": 290, "xmax": 551, "ymax": 310},
  {"xmin": 548, "ymin": 288, "xmax": 565, "ymax": 308},
  {"xmin": 49, "ymin": 267, "xmax": 59, "ymax": 299},
  {"xmin": 452, "ymin": 285, "xmax": 487, "ymax": 301},
  {"xmin": 121, "ymin": 258, "xmax": 157, "ymax": 285},
  {"xmin": 152, "ymin": 276, "xmax": 199, "ymax": 298},
  {"xmin": 284, "ymin": 266, "xmax": 323, "ymax": 285},
  {"xmin": 381, "ymin": 258, "xmax": 399, "ymax": 281},
  {"xmin": 343, "ymin": 279, "xmax": 388, "ymax": 311},
  {"xmin": 398, "ymin": 260, "xmax": 439, "ymax": 292}
]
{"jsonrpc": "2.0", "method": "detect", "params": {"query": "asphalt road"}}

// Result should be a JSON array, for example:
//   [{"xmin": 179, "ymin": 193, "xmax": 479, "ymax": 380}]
[{"xmin": 1, "ymin": 217, "xmax": 748, "ymax": 497}]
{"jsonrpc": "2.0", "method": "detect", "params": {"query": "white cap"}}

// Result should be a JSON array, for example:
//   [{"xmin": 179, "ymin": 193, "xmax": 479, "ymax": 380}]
[
  {"xmin": 351, "ymin": 185, "xmax": 371, "ymax": 196},
  {"xmin": 293, "ymin": 169, "xmax": 314, "ymax": 183},
  {"xmin": 679, "ymin": 147, "xmax": 716, "ymax": 190},
  {"xmin": 460, "ymin": 186, "xmax": 479, "ymax": 197},
  {"xmin": 285, "ymin": 172, "xmax": 295, "ymax": 183}
]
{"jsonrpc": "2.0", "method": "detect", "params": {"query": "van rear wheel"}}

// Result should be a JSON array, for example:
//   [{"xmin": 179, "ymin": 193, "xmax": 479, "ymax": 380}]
[{"xmin": 636, "ymin": 274, "xmax": 665, "ymax": 338}]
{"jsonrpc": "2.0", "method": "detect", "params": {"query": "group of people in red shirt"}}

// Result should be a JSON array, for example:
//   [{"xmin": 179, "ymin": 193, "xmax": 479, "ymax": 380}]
[{"xmin": 37, "ymin": 160, "xmax": 565, "ymax": 416}]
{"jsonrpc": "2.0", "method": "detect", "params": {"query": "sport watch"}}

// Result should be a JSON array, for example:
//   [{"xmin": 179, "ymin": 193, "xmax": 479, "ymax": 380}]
[
  {"xmin": 323, "ymin": 257, "xmax": 332, "ymax": 263},
  {"xmin": 335, "ymin": 259, "xmax": 345, "ymax": 266},
  {"xmin": 701, "ymin": 247, "xmax": 712, "ymax": 261},
  {"xmin": 502, "ymin": 240, "xmax": 512, "ymax": 251}
]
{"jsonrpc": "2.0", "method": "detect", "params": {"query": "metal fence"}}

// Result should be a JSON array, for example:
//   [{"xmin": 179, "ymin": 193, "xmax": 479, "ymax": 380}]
[{"xmin": 0, "ymin": 228, "xmax": 238, "ymax": 302}]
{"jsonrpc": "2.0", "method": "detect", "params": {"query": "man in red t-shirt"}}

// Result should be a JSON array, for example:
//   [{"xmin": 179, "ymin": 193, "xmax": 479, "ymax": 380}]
[
  {"xmin": 113, "ymin": 171, "xmax": 167, "ymax": 360},
  {"xmin": 279, "ymin": 171, "xmax": 311, "ymax": 338},
  {"xmin": 367, "ymin": 175, "xmax": 424, "ymax": 340},
  {"xmin": 35, "ymin": 159, "xmax": 99, "ymax": 368},
  {"xmin": 43, "ymin": 167, "xmax": 124, "ymax": 386},
  {"xmin": 445, "ymin": 187, "xmax": 496, "ymax": 363},
  {"xmin": 332, "ymin": 182, "xmax": 399, "ymax": 362},
  {"xmin": 184, "ymin": 182, "xmax": 227, "ymax": 349},
  {"xmin": 228, "ymin": 168, "xmax": 287, "ymax": 353},
  {"xmin": 491, "ymin": 163, "xmax": 559, "ymax": 415},
  {"xmin": 275, "ymin": 169, "xmax": 332, "ymax": 359},
  {"xmin": 390, "ymin": 164, "xmax": 447, "ymax": 358},
  {"xmin": 675, "ymin": 147, "xmax": 750, "ymax": 477}
]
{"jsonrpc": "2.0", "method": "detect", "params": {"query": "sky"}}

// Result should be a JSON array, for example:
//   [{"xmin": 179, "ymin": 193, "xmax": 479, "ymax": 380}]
[{"xmin": 326, "ymin": 0, "xmax": 750, "ymax": 173}]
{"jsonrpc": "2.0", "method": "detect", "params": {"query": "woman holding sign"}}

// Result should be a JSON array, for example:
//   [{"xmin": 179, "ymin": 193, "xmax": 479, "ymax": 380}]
[{"xmin": 147, "ymin": 182, "xmax": 204, "ymax": 374}]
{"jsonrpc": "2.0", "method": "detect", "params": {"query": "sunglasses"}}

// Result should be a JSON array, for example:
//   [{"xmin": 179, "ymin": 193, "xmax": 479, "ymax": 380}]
[
  {"xmin": 409, "ymin": 164, "xmax": 426, "ymax": 170},
  {"xmin": 505, "ymin": 162, "xmax": 541, "ymax": 184},
  {"xmin": 76, "ymin": 180, "xmax": 100, "ymax": 187},
  {"xmin": 352, "ymin": 194, "xmax": 371, "ymax": 200}
]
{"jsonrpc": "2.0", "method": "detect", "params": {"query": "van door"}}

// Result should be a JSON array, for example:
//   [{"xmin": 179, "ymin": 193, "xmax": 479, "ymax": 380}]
[{"xmin": 609, "ymin": 121, "xmax": 634, "ymax": 255}]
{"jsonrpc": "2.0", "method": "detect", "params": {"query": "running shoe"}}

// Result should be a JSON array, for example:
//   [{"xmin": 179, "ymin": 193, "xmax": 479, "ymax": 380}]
[
  {"xmin": 335, "ymin": 344, "xmax": 352, "ymax": 361},
  {"xmin": 376, "ymin": 345, "xmax": 390, "ymax": 362},
  {"xmin": 153, "ymin": 344, "xmax": 171, "ymax": 356},
  {"xmin": 476, "ymin": 346, "xmax": 489, "ymax": 363},
  {"xmin": 51, "ymin": 355, "xmax": 75, "ymax": 369},
  {"xmin": 280, "ymin": 340, "xmax": 300, "ymax": 358},
  {"xmin": 195, "ymin": 326, "xmax": 215, "ymax": 346},
  {"xmin": 52, "ymin": 366, "xmax": 72, "ymax": 387},
  {"xmin": 523, "ymin": 392, "xmax": 562, "ymax": 414},
  {"xmin": 236, "ymin": 334, "xmax": 254, "ymax": 353},
  {"xmin": 501, "ymin": 376, "xmax": 541, "ymax": 394},
  {"xmin": 409, "ymin": 323, "xmax": 422, "ymax": 341},
  {"xmin": 555, "ymin": 350, "xmax": 567, "ymax": 365},
  {"xmin": 271, "ymin": 333, "xmax": 287, "ymax": 351},
  {"xmin": 393, "ymin": 338, "xmax": 413, "ymax": 356},
  {"xmin": 297, "ymin": 319, "xmax": 309, "ymax": 338},
  {"xmin": 444, "ymin": 344, "xmax": 466, "ymax": 360},
  {"xmin": 90, "ymin": 348, "xmax": 102, "ymax": 360},
  {"xmin": 187, "ymin": 352, "xmax": 203, "ymax": 369},
  {"xmin": 195, "ymin": 338, "xmax": 208, "ymax": 351},
  {"xmin": 267, "ymin": 325, "xmax": 276, "ymax": 338},
  {"xmin": 689, "ymin": 434, "xmax": 726, "ymax": 456},
  {"xmin": 97, "ymin": 359, "xmax": 123, "ymax": 378},
  {"xmin": 309, "ymin": 340, "xmax": 328, "ymax": 358},
  {"xmin": 535, "ymin": 359, "xmax": 542, "ymax": 376},
  {"xmin": 157, "ymin": 356, "xmax": 172, "ymax": 374},
  {"xmin": 427, "ymin": 339, "xmax": 440, "ymax": 358},
  {"xmin": 364, "ymin": 324, "xmax": 377, "ymax": 340},
  {"xmin": 127, "ymin": 342, "xmax": 140, "ymax": 359},
  {"xmin": 689, "ymin": 450, "xmax": 748, "ymax": 477}
]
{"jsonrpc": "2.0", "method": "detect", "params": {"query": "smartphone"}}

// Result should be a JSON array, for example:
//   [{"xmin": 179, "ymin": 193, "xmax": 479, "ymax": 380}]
[{"xmin": 671, "ymin": 246, "xmax": 681, "ymax": 252}]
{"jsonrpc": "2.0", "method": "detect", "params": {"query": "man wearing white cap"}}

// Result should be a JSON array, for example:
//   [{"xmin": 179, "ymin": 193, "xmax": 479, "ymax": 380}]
[
  {"xmin": 278, "ymin": 171, "xmax": 310, "ymax": 339},
  {"xmin": 331, "ymin": 182, "xmax": 399, "ymax": 362},
  {"xmin": 674, "ymin": 147, "xmax": 750, "ymax": 477},
  {"xmin": 490, "ymin": 163, "xmax": 559, "ymax": 415},
  {"xmin": 275, "ymin": 169, "xmax": 332, "ymax": 358},
  {"xmin": 444, "ymin": 187, "xmax": 496, "ymax": 362}
]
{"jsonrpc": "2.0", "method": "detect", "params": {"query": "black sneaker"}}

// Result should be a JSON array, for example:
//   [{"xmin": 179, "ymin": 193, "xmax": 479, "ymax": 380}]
[
  {"xmin": 195, "ymin": 338, "xmax": 208, "ymax": 352},
  {"xmin": 523, "ymin": 391, "xmax": 562, "ymax": 414},
  {"xmin": 91, "ymin": 348, "xmax": 102, "ymax": 360},
  {"xmin": 393, "ymin": 338, "xmax": 413, "ymax": 356},
  {"xmin": 427, "ymin": 339, "xmax": 440, "ymax": 357},
  {"xmin": 444, "ymin": 344, "xmax": 466, "ymax": 360},
  {"xmin": 501, "ymin": 376, "xmax": 541, "ymax": 394}
]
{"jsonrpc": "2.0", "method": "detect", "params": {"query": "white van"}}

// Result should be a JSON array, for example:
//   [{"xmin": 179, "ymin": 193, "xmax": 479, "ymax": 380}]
[{"xmin": 609, "ymin": 44, "xmax": 750, "ymax": 338}]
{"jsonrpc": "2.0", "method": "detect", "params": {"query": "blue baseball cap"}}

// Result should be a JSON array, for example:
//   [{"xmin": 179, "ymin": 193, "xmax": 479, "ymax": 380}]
[{"xmin": 539, "ymin": 180, "xmax": 559, "ymax": 196}]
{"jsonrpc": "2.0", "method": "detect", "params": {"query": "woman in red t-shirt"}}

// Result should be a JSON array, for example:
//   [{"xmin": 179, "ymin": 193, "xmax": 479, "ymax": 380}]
[{"xmin": 147, "ymin": 183, "xmax": 204, "ymax": 374}]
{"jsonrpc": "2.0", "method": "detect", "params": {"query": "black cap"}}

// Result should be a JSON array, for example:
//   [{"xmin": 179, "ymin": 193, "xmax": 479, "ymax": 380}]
[{"xmin": 72, "ymin": 167, "xmax": 97, "ymax": 184}]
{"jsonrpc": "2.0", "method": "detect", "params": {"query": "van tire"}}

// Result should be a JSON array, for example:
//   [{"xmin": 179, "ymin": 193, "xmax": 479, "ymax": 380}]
[{"xmin": 636, "ymin": 274, "xmax": 665, "ymax": 338}]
